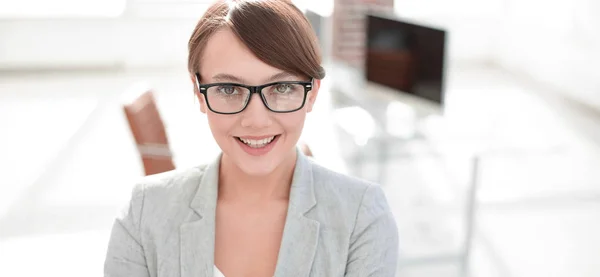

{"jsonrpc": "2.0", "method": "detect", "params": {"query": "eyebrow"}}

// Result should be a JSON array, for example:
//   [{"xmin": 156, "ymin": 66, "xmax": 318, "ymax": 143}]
[
  {"xmin": 212, "ymin": 73, "xmax": 246, "ymax": 83},
  {"xmin": 264, "ymin": 72, "xmax": 298, "ymax": 83},
  {"xmin": 211, "ymin": 72, "xmax": 299, "ymax": 84}
]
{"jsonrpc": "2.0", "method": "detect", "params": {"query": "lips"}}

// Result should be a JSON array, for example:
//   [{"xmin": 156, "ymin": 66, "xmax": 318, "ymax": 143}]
[
  {"xmin": 235, "ymin": 135, "xmax": 280, "ymax": 148},
  {"xmin": 234, "ymin": 134, "xmax": 281, "ymax": 156}
]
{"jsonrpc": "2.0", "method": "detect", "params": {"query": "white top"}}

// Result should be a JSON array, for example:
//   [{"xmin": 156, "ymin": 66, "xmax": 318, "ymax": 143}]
[
  {"xmin": 214, "ymin": 266, "xmax": 225, "ymax": 277},
  {"xmin": 214, "ymin": 266, "xmax": 275, "ymax": 277}
]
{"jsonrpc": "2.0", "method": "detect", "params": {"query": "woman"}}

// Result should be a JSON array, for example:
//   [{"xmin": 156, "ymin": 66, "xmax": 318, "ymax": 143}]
[{"xmin": 104, "ymin": 0, "xmax": 398, "ymax": 276}]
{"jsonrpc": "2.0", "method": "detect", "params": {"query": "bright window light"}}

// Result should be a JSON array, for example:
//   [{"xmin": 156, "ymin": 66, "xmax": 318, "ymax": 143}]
[{"xmin": 0, "ymin": 0, "xmax": 126, "ymax": 18}]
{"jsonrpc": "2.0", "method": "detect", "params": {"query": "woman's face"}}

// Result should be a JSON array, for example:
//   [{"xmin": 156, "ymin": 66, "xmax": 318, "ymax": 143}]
[{"xmin": 193, "ymin": 28, "xmax": 320, "ymax": 176}]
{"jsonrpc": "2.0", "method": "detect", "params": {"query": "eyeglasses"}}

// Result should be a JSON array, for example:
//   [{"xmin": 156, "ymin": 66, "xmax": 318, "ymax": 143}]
[{"xmin": 195, "ymin": 73, "xmax": 313, "ymax": 114}]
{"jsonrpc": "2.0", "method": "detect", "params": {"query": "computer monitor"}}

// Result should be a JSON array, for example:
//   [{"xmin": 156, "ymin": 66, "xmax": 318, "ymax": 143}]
[{"xmin": 365, "ymin": 12, "xmax": 447, "ymax": 108}]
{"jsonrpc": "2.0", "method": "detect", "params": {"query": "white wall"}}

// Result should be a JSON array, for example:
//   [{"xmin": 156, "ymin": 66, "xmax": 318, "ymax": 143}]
[
  {"xmin": 493, "ymin": 0, "xmax": 600, "ymax": 109},
  {"xmin": 395, "ymin": 0, "xmax": 600, "ymax": 110},
  {"xmin": 0, "ymin": 2, "xmax": 203, "ymax": 70},
  {"xmin": 394, "ymin": 0, "xmax": 505, "ymax": 64}
]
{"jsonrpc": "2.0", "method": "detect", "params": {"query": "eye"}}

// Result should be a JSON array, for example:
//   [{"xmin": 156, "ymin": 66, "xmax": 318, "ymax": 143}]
[
  {"xmin": 217, "ymin": 86, "xmax": 237, "ymax": 95},
  {"xmin": 274, "ymin": 84, "xmax": 292, "ymax": 94}
]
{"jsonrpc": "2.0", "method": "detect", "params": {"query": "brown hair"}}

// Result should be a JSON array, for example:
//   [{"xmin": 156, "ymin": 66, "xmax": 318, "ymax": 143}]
[{"xmin": 187, "ymin": 0, "xmax": 325, "ymax": 81}]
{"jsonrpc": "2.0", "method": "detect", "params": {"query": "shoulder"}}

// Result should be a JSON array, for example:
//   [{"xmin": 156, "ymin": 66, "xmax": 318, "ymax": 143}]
[
  {"xmin": 309, "ymin": 159, "xmax": 386, "ymax": 203},
  {"xmin": 307, "ymin": 160, "xmax": 392, "ymax": 225},
  {"xmin": 121, "ymin": 165, "xmax": 208, "ymax": 225},
  {"xmin": 131, "ymin": 165, "xmax": 207, "ymax": 203}
]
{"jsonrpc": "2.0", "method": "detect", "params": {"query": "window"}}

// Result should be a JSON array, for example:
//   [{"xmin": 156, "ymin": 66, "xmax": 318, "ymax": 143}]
[{"xmin": 0, "ymin": 0, "xmax": 126, "ymax": 18}]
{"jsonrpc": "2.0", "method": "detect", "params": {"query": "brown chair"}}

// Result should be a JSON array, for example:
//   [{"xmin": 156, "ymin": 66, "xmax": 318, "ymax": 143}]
[{"xmin": 123, "ymin": 88, "xmax": 175, "ymax": 176}]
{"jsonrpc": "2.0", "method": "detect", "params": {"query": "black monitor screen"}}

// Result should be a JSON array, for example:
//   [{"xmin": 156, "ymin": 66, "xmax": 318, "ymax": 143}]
[{"xmin": 365, "ymin": 14, "xmax": 447, "ymax": 105}]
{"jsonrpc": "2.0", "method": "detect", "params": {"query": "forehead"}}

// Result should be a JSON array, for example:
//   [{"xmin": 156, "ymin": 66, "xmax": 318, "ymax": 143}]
[{"xmin": 200, "ymin": 28, "xmax": 285, "ymax": 84}]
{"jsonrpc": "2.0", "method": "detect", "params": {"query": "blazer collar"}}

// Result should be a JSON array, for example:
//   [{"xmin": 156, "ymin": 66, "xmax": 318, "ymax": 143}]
[
  {"xmin": 180, "ymin": 152, "xmax": 220, "ymax": 276},
  {"xmin": 274, "ymin": 149, "xmax": 320, "ymax": 277},
  {"xmin": 181, "ymin": 148, "xmax": 320, "ymax": 277}
]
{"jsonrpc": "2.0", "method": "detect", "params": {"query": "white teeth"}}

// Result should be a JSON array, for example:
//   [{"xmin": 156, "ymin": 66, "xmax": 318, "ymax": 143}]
[{"xmin": 239, "ymin": 136, "xmax": 276, "ymax": 148}]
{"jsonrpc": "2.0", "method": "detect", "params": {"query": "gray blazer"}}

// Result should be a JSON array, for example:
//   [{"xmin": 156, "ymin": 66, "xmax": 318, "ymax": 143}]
[{"xmin": 104, "ymin": 151, "xmax": 399, "ymax": 277}]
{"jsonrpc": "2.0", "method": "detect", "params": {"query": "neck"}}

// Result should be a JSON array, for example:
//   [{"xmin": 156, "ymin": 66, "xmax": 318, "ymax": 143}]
[{"xmin": 218, "ymin": 149, "xmax": 297, "ymax": 204}]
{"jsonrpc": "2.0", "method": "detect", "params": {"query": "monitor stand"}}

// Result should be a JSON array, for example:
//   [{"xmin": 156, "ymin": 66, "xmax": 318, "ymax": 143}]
[{"xmin": 364, "ymin": 81, "xmax": 443, "ymax": 140}]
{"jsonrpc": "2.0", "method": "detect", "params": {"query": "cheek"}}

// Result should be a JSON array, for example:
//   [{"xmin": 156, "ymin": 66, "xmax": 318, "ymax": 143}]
[{"xmin": 278, "ymin": 112, "xmax": 307, "ymax": 134}]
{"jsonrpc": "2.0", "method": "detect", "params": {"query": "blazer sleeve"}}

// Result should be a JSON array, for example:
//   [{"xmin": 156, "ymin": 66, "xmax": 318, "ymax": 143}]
[
  {"xmin": 345, "ymin": 184, "xmax": 399, "ymax": 277},
  {"xmin": 104, "ymin": 183, "xmax": 150, "ymax": 277}
]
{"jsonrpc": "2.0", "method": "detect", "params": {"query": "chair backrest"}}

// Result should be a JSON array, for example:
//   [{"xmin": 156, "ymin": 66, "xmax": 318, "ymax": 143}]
[{"xmin": 123, "ymin": 89, "xmax": 175, "ymax": 175}]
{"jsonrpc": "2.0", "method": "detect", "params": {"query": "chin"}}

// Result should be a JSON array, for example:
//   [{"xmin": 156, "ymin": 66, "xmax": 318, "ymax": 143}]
[{"xmin": 238, "ymin": 161, "xmax": 280, "ymax": 177}]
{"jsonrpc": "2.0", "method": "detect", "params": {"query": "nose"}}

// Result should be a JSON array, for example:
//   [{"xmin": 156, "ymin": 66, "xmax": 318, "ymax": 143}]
[{"xmin": 240, "ymin": 93, "xmax": 273, "ymax": 129}]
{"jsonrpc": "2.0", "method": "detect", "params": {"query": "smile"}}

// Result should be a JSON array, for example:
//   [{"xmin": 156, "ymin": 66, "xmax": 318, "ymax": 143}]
[{"xmin": 236, "ymin": 135, "xmax": 279, "ymax": 148}]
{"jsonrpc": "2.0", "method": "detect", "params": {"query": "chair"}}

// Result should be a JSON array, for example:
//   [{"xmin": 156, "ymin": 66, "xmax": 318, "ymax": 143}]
[{"xmin": 123, "ymin": 87, "xmax": 175, "ymax": 176}]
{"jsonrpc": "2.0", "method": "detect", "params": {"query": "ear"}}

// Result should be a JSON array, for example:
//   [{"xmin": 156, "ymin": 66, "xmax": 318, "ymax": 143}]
[
  {"xmin": 190, "ymin": 73, "xmax": 207, "ymax": 114},
  {"xmin": 305, "ymin": 79, "xmax": 320, "ymax": 113}
]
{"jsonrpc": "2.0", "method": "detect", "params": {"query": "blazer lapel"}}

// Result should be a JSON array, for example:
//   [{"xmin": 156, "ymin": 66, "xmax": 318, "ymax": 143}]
[
  {"xmin": 180, "ymin": 154, "xmax": 221, "ymax": 277},
  {"xmin": 274, "ymin": 151, "xmax": 320, "ymax": 277}
]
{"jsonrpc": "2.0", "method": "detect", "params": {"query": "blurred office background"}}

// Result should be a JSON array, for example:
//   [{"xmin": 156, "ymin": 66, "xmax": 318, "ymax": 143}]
[{"xmin": 1, "ymin": 0, "xmax": 599, "ymax": 276}]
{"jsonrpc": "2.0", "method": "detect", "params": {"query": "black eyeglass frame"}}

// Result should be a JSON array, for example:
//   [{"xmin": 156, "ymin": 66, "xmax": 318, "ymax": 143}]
[{"xmin": 195, "ymin": 73, "xmax": 314, "ymax": 115}]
